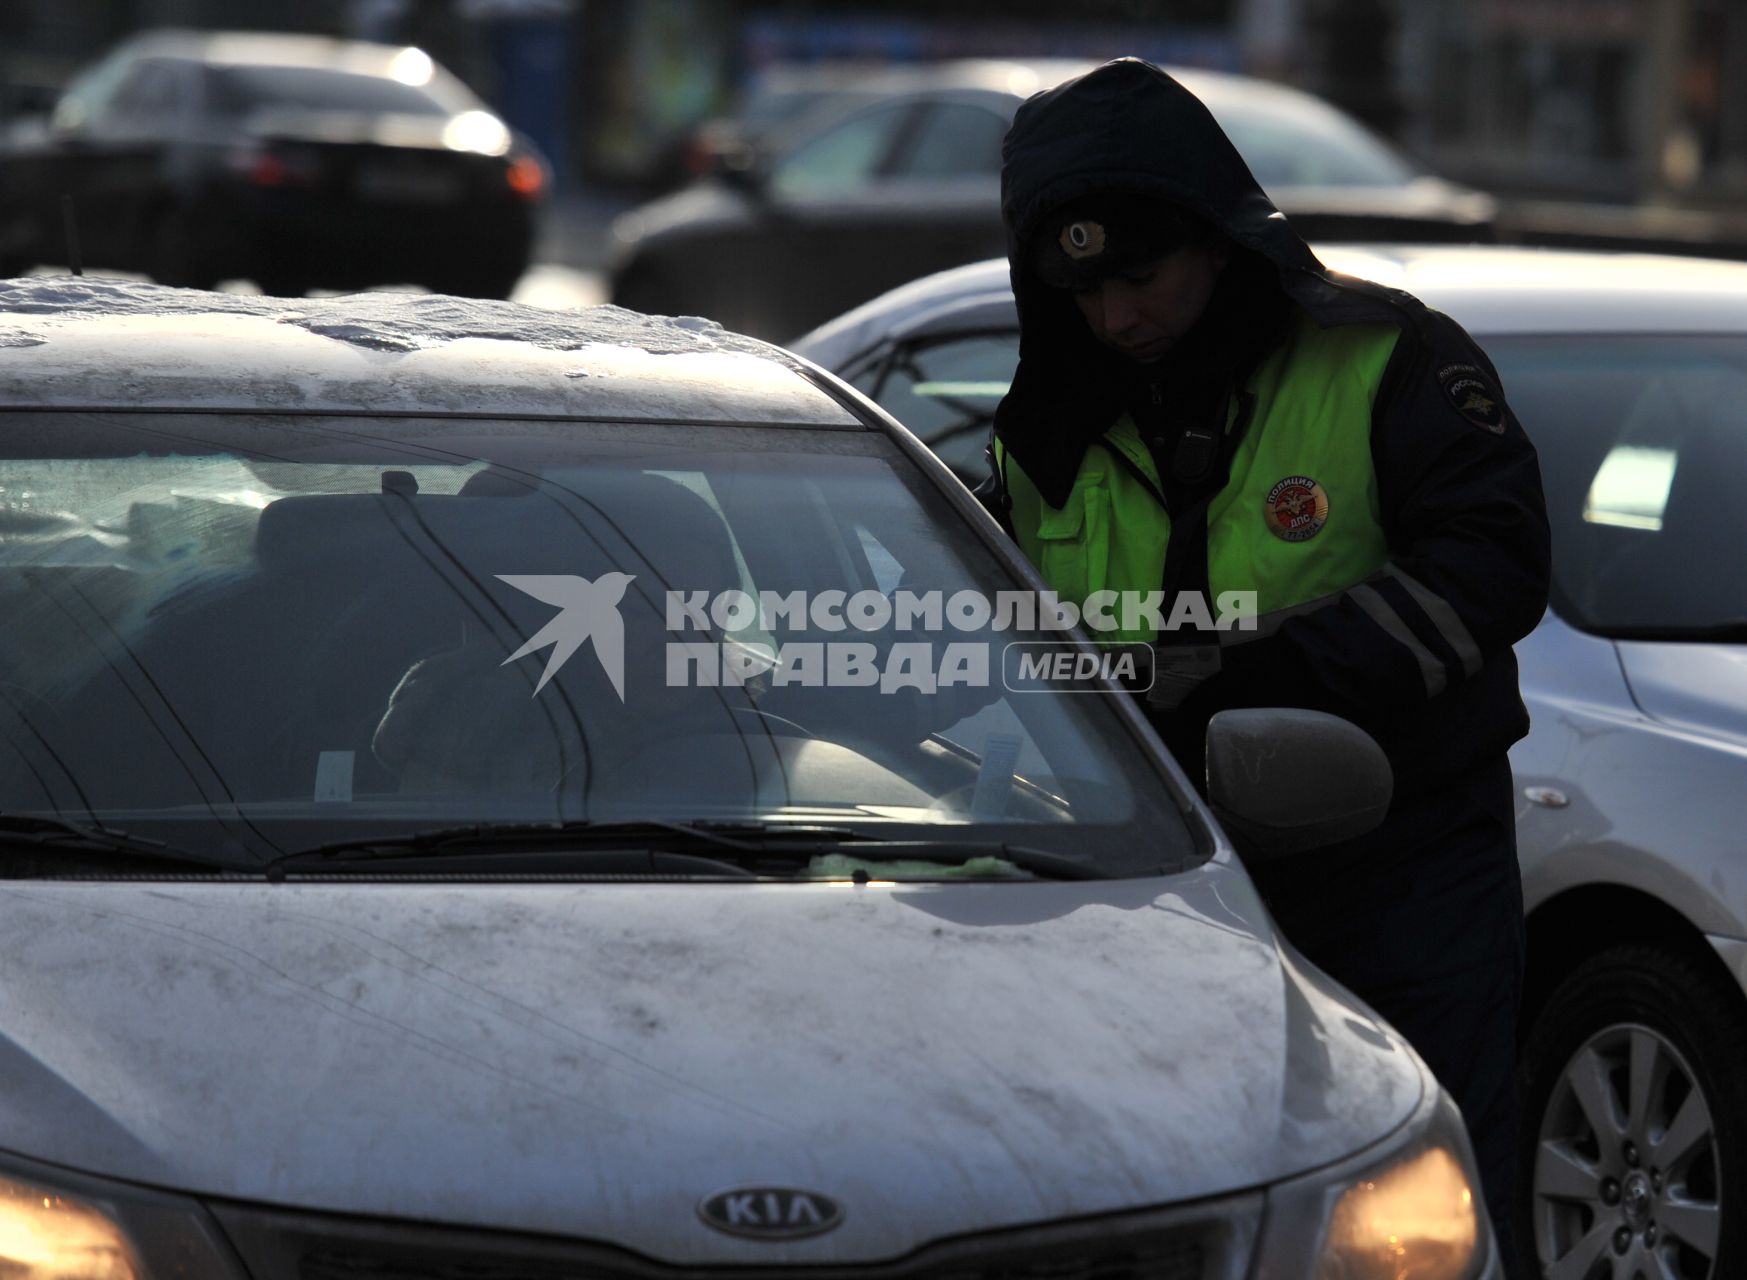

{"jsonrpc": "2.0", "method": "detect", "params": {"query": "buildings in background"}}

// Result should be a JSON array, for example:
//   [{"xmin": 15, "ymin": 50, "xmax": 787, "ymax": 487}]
[
  {"xmin": 1403, "ymin": 0, "xmax": 1747, "ymax": 210},
  {"xmin": 1, "ymin": 0, "xmax": 1744, "ymax": 213}
]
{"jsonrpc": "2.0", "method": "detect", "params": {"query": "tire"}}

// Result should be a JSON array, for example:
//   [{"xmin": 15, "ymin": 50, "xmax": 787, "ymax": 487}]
[{"xmin": 1518, "ymin": 944, "xmax": 1747, "ymax": 1278}]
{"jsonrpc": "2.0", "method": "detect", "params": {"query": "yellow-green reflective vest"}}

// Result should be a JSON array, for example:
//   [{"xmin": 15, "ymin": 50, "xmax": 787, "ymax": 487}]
[{"xmin": 999, "ymin": 312, "xmax": 1401, "ymax": 645}]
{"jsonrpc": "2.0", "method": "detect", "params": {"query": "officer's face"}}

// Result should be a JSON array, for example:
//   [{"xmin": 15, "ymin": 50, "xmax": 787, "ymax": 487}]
[{"xmin": 1072, "ymin": 242, "xmax": 1228, "ymax": 363}]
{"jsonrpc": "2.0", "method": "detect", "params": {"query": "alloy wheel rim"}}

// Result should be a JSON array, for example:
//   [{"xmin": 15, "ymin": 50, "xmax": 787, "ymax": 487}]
[{"xmin": 1534, "ymin": 1022, "xmax": 1722, "ymax": 1277}]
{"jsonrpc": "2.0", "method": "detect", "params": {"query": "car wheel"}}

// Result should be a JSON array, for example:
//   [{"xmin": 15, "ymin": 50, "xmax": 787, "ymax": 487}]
[
  {"xmin": 149, "ymin": 213, "xmax": 217, "ymax": 290},
  {"xmin": 1520, "ymin": 944, "xmax": 1747, "ymax": 1278}
]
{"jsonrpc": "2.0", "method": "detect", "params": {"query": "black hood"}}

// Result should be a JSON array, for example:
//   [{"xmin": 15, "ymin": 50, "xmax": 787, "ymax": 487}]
[{"xmin": 994, "ymin": 59, "xmax": 1330, "ymax": 506}]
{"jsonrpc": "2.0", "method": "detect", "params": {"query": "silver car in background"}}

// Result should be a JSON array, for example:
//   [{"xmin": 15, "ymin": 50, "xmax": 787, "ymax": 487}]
[{"xmin": 795, "ymin": 245, "xmax": 1747, "ymax": 1279}]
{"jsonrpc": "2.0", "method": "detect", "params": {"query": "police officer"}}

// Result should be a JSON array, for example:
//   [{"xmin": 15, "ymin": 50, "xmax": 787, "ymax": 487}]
[{"xmin": 987, "ymin": 59, "xmax": 1550, "ymax": 1269}]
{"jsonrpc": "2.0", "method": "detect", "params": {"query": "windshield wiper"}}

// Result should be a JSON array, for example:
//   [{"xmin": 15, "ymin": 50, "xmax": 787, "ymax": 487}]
[
  {"xmin": 262, "ymin": 821, "xmax": 1109, "ymax": 881},
  {"xmin": 262, "ymin": 819, "xmax": 862, "ymax": 881},
  {"xmin": 0, "ymin": 814, "xmax": 232, "ymax": 875}
]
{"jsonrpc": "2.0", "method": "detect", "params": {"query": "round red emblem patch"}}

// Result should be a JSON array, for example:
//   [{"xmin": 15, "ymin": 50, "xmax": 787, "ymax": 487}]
[{"xmin": 1264, "ymin": 475, "xmax": 1329, "ymax": 542}]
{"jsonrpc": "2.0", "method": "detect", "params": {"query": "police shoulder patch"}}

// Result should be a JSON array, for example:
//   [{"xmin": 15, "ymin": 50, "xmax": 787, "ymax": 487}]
[{"xmin": 1438, "ymin": 362, "xmax": 1505, "ymax": 434}]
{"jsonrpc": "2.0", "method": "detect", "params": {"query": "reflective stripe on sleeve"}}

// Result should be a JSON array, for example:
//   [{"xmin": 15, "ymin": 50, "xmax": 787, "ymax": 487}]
[
  {"xmin": 1381, "ymin": 562, "xmax": 1484, "ymax": 678},
  {"xmin": 1349, "ymin": 582, "xmax": 1448, "ymax": 698}
]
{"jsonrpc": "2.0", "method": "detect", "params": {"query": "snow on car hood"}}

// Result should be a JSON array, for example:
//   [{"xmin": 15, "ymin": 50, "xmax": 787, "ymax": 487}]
[{"xmin": 0, "ymin": 865, "xmax": 1422, "ymax": 1263}]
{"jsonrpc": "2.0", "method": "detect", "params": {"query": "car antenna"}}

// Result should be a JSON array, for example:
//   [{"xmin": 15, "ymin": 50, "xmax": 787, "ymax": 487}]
[{"xmin": 60, "ymin": 194, "xmax": 83, "ymax": 276}]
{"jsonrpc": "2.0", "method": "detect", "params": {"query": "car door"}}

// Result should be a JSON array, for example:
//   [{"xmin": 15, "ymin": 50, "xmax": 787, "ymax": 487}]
[
  {"xmin": 873, "ymin": 96, "xmax": 1012, "ymax": 274},
  {"xmin": 707, "ymin": 98, "xmax": 920, "ymax": 338},
  {"xmin": 756, "ymin": 95, "xmax": 1011, "ymax": 339},
  {"xmin": 0, "ymin": 48, "xmax": 133, "ymax": 270},
  {"xmin": 67, "ymin": 57, "xmax": 190, "ymax": 268}
]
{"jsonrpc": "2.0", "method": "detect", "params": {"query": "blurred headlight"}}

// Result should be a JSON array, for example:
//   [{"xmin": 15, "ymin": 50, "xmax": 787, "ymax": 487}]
[
  {"xmin": 387, "ymin": 47, "xmax": 434, "ymax": 87},
  {"xmin": 0, "ymin": 1153, "xmax": 243, "ymax": 1280},
  {"xmin": 0, "ymin": 1175, "xmax": 137, "ymax": 1280},
  {"xmin": 1254, "ymin": 1085, "xmax": 1492, "ymax": 1280},
  {"xmin": 1315, "ymin": 1144, "xmax": 1480, "ymax": 1279},
  {"xmin": 442, "ymin": 111, "xmax": 511, "ymax": 157}
]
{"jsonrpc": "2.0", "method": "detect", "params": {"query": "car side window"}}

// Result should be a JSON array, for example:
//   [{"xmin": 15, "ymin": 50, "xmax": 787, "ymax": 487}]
[
  {"xmin": 868, "ymin": 332, "xmax": 1018, "ymax": 484},
  {"xmin": 51, "ymin": 51, "xmax": 134, "ymax": 131},
  {"xmin": 770, "ymin": 103, "xmax": 913, "ymax": 198},
  {"xmin": 896, "ymin": 103, "xmax": 1010, "ymax": 178},
  {"xmin": 106, "ymin": 60, "xmax": 185, "ymax": 124}
]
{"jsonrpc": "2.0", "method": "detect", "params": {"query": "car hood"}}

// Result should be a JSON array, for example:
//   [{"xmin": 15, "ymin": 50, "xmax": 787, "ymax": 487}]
[
  {"xmin": 0, "ymin": 863, "xmax": 1421, "ymax": 1263},
  {"xmin": 1618, "ymin": 640, "xmax": 1747, "ymax": 746}
]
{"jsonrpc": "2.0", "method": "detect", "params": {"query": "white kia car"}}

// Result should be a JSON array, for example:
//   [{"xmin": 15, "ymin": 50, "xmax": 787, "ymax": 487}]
[
  {"xmin": 0, "ymin": 279, "xmax": 1495, "ymax": 1280},
  {"xmin": 795, "ymin": 244, "xmax": 1747, "ymax": 1279}
]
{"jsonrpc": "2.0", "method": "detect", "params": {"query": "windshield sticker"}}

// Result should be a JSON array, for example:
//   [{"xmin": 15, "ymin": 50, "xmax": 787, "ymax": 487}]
[{"xmin": 313, "ymin": 750, "xmax": 355, "ymax": 803}]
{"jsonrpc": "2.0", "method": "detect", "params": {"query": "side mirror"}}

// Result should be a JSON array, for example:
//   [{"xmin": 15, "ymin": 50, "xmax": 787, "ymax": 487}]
[{"xmin": 1205, "ymin": 708, "xmax": 1392, "ymax": 860}]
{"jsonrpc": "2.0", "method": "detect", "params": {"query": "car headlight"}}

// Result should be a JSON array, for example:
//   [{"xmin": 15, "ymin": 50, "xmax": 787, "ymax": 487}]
[
  {"xmin": 1254, "ymin": 1082, "xmax": 1495, "ymax": 1280},
  {"xmin": 0, "ymin": 1152, "xmax": 243, "ymax": 1280},
  {"xmin": 1, "ymin": 1175, "xmax": 136, "ymax": 1280},
  {"xmin": 1314, "ymin": 1125, "xmax": 1481, "ymax": 1278}
]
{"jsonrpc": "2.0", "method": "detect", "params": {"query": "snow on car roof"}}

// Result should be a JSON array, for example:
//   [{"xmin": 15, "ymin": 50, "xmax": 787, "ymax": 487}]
[{"xmin": 0, "ymin": 279, "xmax": 861, "ymax": 424}]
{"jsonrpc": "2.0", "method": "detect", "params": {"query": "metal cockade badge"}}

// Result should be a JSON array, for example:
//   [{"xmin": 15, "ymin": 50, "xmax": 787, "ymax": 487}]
[{"xmin": 1059, "ymin": 219, "xmax": 1107, "ymax": 260}]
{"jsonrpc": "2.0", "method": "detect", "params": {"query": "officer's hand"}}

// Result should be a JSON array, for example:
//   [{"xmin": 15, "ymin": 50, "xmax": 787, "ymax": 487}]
[{"xmin": 1144, "ymin": 644, "xmax": 1223, "ymax": 711}]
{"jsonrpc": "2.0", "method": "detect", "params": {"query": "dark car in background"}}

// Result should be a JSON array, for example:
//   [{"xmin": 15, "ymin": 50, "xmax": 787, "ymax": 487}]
[
  {"xmin": 670, "ymin": 61, "xmax": 884, "ymax": 186},
  {"xmin": 609, "ymin": 58, "xmax": 1497, "ymax": 341},
  {"xmin": 0, "ymin": 30, "xmax": 549, "ymax": 297}
]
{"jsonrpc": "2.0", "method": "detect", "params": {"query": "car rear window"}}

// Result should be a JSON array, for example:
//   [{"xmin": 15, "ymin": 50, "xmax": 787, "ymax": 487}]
[
  {"xmin": 1486, "ymin": 335, "xmax": 1747, "ymax": 637},
  {"xmin": 0, "ymin": 412, "xmax": 1196, "ymax": 877}
]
